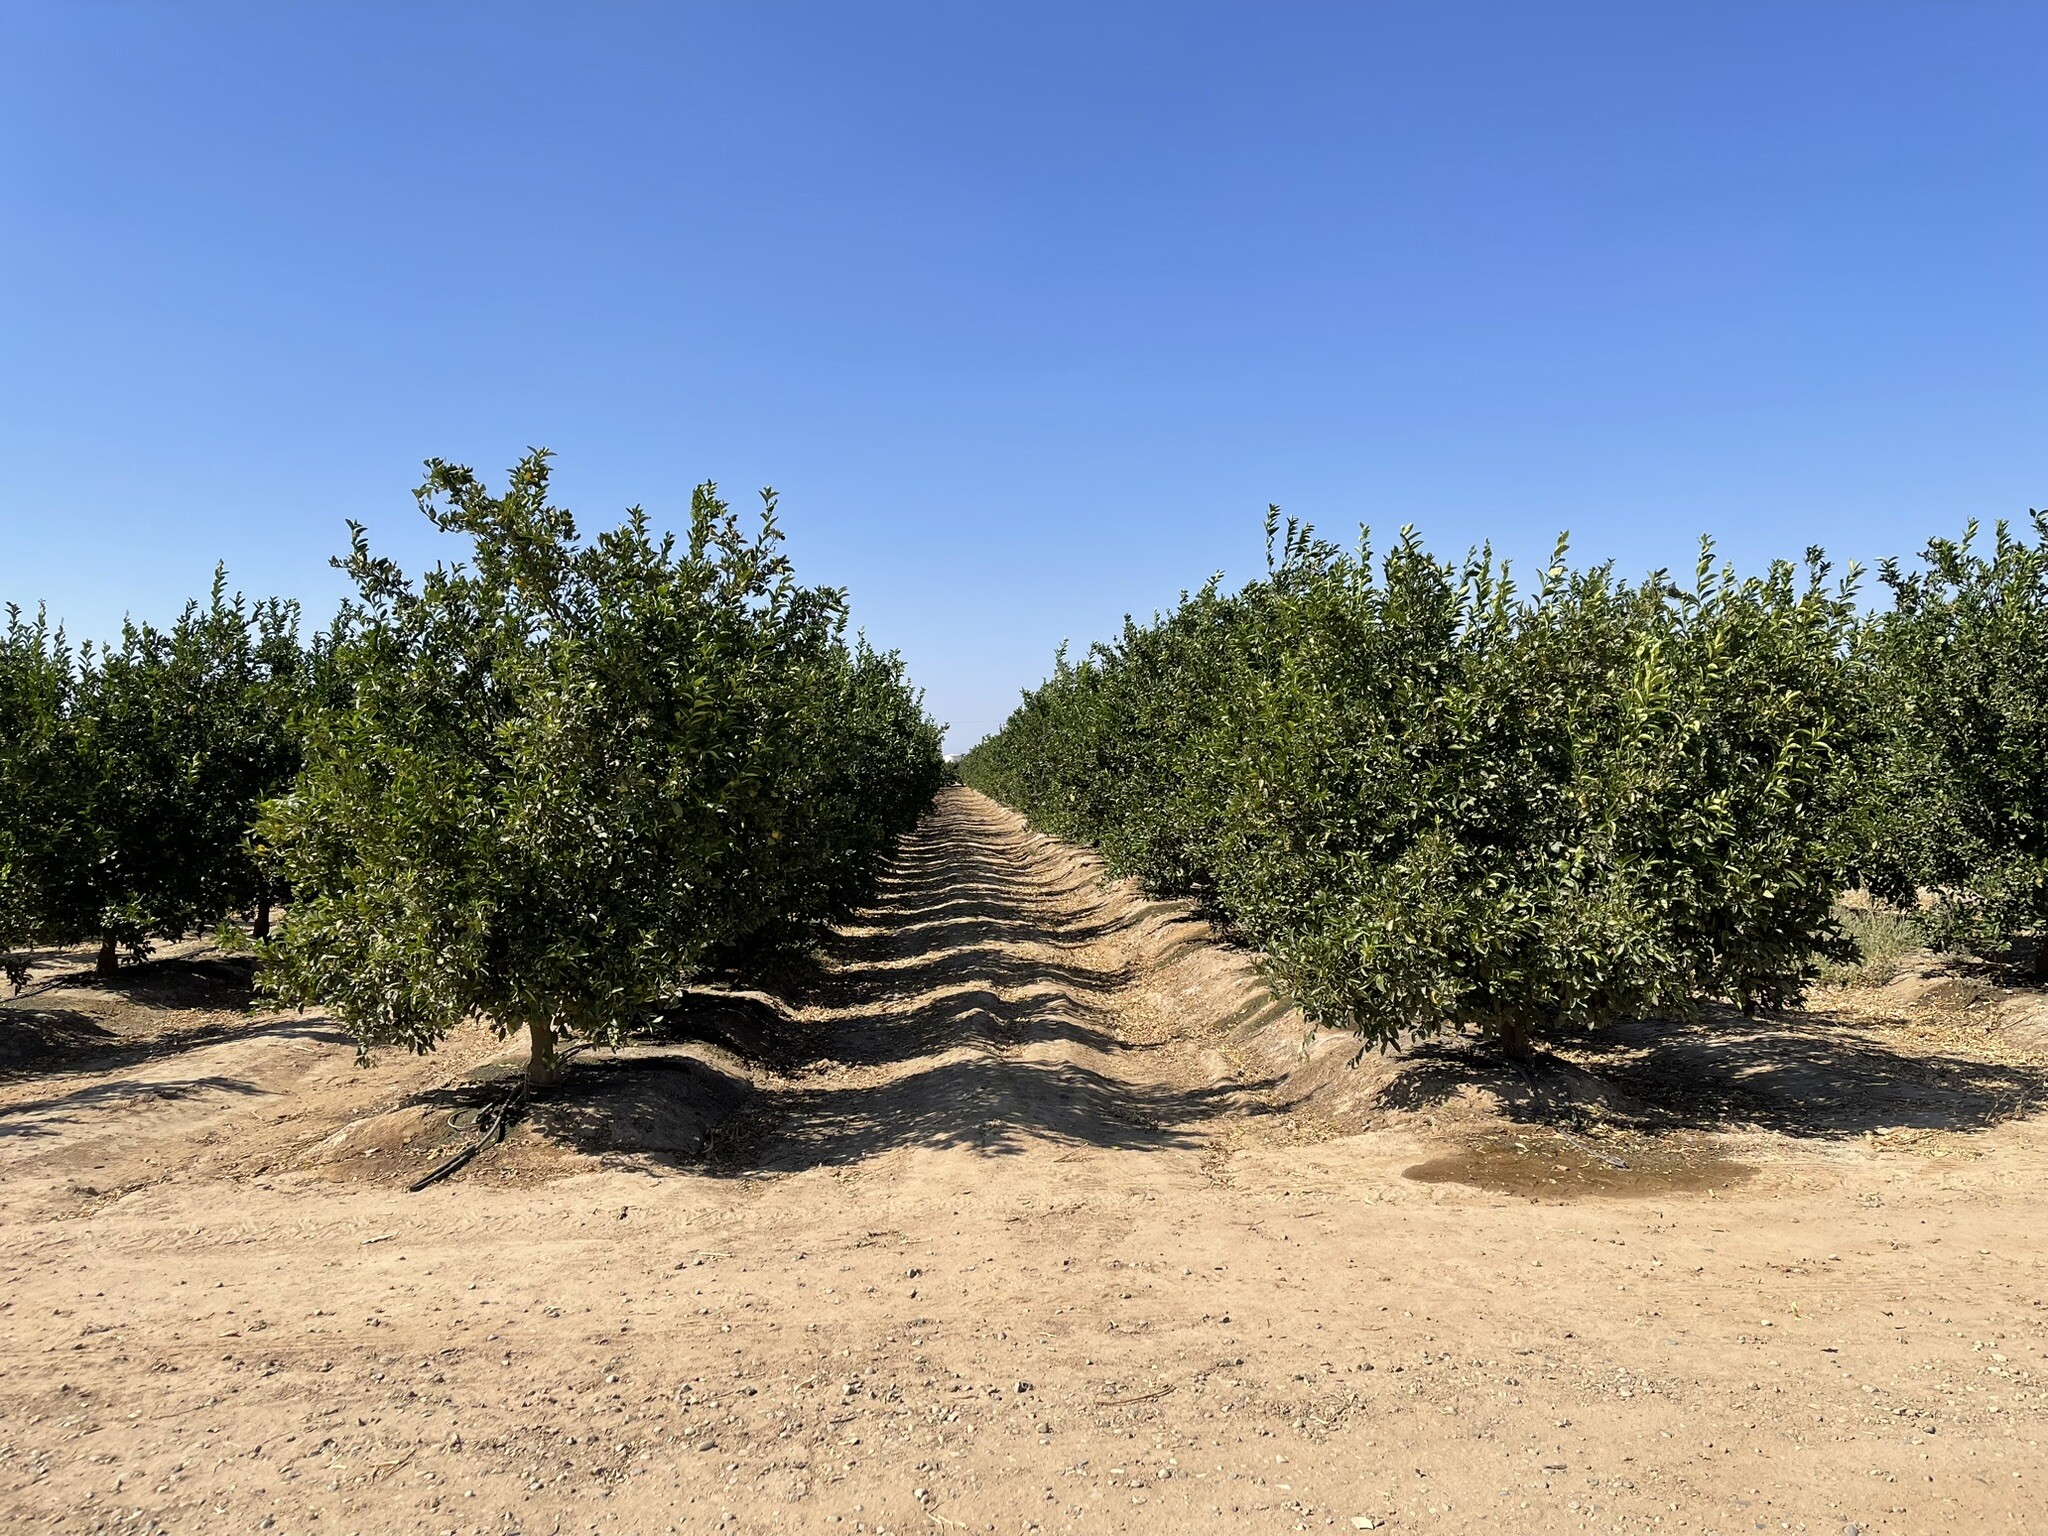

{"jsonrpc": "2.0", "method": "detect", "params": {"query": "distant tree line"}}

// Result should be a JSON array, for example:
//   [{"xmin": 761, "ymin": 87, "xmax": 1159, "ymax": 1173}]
[
  {"xmin": 1, "ymin": 453, "xmax": 948, "ymax": 1083},
  {"xmin": 961, "ymin": 509, "xmax": 2048, "ymax": 1057}
]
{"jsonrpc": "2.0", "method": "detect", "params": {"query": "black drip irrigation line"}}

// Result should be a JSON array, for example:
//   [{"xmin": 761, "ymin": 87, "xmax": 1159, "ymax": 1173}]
[
  {"xmin": 409, "ymin": 1078, "xmax": 527, "ymax": 1191},
  {"xmin": 406, "ymin": 1043, "xmax": 594, "ymax": 1192}
]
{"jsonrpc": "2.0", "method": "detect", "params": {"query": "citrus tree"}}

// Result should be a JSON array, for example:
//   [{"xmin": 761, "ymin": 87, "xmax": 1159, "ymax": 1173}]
[
  {"xmin": 964, "ymin": 521, "xmax": 1862, "ymax": 1056},
  {"xmin": 1855, "ymin": 513, "xmax": 2048, "ymax": 976},
  {"xmin": 258, "ymin": 452, "xmax": 941, "ymax": 1084},
  {"xmin": 0, "ymin": 580, "xmax": 313, "ymax": 980},
  {"xmin": 0, "ymin": 605, "xmax": 77, "ymax": 987}
]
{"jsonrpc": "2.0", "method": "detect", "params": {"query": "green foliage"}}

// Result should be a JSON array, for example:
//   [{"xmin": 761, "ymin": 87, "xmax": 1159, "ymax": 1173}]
[
  {"xmin": 258, "ymin": 452, "xmax": 943, "ymax": 1081},
  {"xmin": 1854, "ymin": 513, "xmax": 2048, "ymax": 974},
  {"xmin": 963, "ymin": 517, "xmax": 1862, "ymax": 1053},
  {"xmin": 0, "ymin": 606, "xmax": 77, "ymax": 986},
  {"xmin": 0, "ymin": 578, "xmax": 316, "ymax": 982},
  {"xmin": 89, "ymin": 574, "xmax": 315, "ymax": 948}
]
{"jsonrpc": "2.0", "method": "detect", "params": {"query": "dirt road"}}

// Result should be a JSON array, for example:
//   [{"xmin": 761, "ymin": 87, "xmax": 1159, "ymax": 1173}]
[{"xmin": 3, "ymin": 788, "xmax": 2045, "ymax": 1535}]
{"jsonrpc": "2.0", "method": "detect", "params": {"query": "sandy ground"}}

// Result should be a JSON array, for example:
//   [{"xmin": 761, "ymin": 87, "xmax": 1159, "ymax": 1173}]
[{"xmin": 3, "ymin": 787, "xmax": 2046, "ymax": 1536}]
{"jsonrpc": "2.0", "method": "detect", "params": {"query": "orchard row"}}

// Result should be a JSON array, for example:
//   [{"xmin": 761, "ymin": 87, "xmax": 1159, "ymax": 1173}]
[
  {"xmin": 961, "ymin": 511, "xmax": 2048, "ymax": 1055},
  {"xmin": 1, "ymin": 453, "xmax": 947, "ymax": 1081}
]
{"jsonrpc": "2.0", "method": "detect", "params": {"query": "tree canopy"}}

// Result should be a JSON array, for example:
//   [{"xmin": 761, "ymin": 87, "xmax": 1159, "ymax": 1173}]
[
  {"xmin": 963, "ymin": 519, "xmax": 1862, "ymax": 1054},
  {"xmin": 258, "ymin": 452, "xmax": 944, "ymax": 1083},
  {"xmin": 1855, "ymin": 513, "xmax": 2048, "ymax": 975},
  {"xmin": 0, "ymin": 576, "xmax": 314, "ymax": 983}
]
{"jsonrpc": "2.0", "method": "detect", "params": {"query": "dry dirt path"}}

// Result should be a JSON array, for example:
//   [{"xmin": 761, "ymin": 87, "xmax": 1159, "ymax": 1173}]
[{"xmin": 3, "ymin": 788, "xmax": 2045, "ymax": 1536}]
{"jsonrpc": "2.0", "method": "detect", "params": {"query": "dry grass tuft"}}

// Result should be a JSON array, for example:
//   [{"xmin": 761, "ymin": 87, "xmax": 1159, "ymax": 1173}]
[{"xmin": 1818, "ymin": 902, "xmax": 1925, "ymax": 988}]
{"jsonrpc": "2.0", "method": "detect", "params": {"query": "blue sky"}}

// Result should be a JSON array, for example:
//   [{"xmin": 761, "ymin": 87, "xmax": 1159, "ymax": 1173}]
[{"xmin": 3, "ymin": 2, "xmax": 2042, "ymax": 748}]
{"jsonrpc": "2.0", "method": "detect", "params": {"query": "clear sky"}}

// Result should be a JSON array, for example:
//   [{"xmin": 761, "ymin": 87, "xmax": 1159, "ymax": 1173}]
[{"xmin": 3, "ymin": 3, "xmax": 2042, "ymax": 748}]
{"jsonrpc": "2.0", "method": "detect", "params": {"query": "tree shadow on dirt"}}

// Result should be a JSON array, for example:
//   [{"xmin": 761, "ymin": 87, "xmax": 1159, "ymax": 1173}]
[
  {"xmin": 0, "ymin": 1006, "xmax": 351, "ymax": 1080},
  {"xmin": 1, "ymin": 953, "xmax": 276, "ymax": 1079},
  {"xmin": 814, "ymin": 985, "xmax": 1130, "ymax": 1069},
  {"xmin": 0, "ymin": 1073, "xmax": 269, "ymax": 1140},
  {"xmin": 873, "ymin": 872, "xmax": 1106, "ymax": 909},
  {"xmin": 637, "ymin": 990, "xmax": 812, "ymax": 1073},
  {"xmin": 9, "ymin": 953, "xmax": 259, "ymax": 1011},
  {"xmin": 503, "ymin": 800, "xmax": 1273, "ymax": 1176},
  {"xmin": 103, "ymin": 955, "xmax": 259, "ymax": 1010},
  {"xmin": 827, "ymin": 946, "xmax": 1131, "ymax": 1003},
  {"xmin": 511, "ymin": 969, "xmax": 1258, "ymax": 1175},
  {"xmin": 1564, "ymin": 1009, "xmax": 2048, "ymax": 1136},
  {"xmin": 0, "ymin": 1007, "xmax": 122, "ymax": 1073},
  {"xmin": 526, "ymin": 1055, "xmax": 755, "ymax": 1168},
  {"xmin": 1371, "ymin": 1010, "xmax": 2048, "ymax": 1139},
  {"xmin": 830, "ymin": 904, "xmax": 1195, "ymax": 963},
  {"xmin": 714, "ymin": 1055, "xmax": 1249, "ymax": 1173}
]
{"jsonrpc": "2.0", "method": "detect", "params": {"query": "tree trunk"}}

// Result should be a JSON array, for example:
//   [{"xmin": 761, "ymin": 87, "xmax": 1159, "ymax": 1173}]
[
  {"xmin": 2034, "ymin": 934, "xmax": 2048, "ymax": 986},
  {"xmin": 253, "ymin": 881, "xmax": 272, "ymax": 942},
  {"xmin": 1499, "ymin": 1019, "xmax": 1534, "ymax": 1061},
  {"xmin": 526, "ymin": 1016, "xmax": 561, "ymax": 1090},
  {"xmin": 96, "ymin": 932, "xmax": 120, "ymax": 979}
]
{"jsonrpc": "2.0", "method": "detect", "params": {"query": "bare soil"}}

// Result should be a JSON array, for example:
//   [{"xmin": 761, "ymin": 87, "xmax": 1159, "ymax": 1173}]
[{"xmin": 4, "ymin": 787, "xmax": 2046, "ymax": 1536}]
